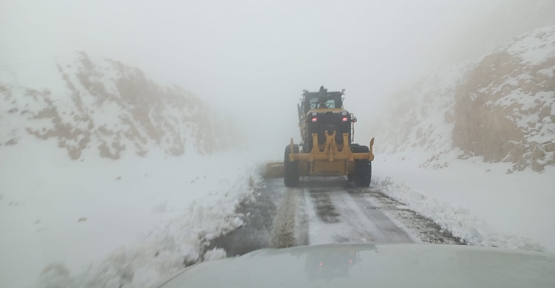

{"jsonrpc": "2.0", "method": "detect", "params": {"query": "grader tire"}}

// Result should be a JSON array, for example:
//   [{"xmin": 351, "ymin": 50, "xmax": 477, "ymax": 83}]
[
  {"xmin": 347, "ymin": 143, "xmax": 360, "ymax": 182},
  {"xmin": 354, "ymin": 145, "xmax": 371, "ymax": 187},
  {"xmin": 284, "ymin": 144, "xmax": 300, "ymax": 187}
]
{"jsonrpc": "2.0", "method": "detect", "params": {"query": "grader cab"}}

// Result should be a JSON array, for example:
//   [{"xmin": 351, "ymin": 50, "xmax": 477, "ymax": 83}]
[{"xmin": 266, "ymin": 86, "xmax": 374, "ymax": 187}]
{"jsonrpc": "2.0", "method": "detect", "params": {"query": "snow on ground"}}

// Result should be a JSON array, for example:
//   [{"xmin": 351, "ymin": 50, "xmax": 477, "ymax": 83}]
[
  {"xmin": 368, "ymin": 25, "xmax": 555, "ymax": 254},
  {"xmin": 0, "ymin": 140, "xmax": 259, "ymax": 288},
  {"xmin": 505, "ymin": 25, "xmax": 555, "ymax": 65},
  {"xmin": 373, "ymin": 152, "xmax": 555, "ymax": 252}
]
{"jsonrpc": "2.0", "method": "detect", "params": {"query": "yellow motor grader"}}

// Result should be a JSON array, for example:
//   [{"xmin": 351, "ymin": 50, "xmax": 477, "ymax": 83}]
[{"xmin": 266, "ymin": 86, "xmax": 374, "ymax": 187}]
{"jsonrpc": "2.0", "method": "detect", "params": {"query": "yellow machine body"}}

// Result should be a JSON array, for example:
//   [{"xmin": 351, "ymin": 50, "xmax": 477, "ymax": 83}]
[
  {"xmin": 263, "ymin": 86, "xmax": 374, "ymax": 182},
  {"xmin": 292, "ymin": 131, "xmax": 374, "ymax": 177},
  {"xmin": 264, "ymin": 132, "xmax": 374, "ymax": 178}
]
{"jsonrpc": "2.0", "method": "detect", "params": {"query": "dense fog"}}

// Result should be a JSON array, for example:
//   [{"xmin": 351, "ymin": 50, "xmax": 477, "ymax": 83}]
[
  {"xmin": 2, "ymin": 0, "xmax": 553, "ymax": 159},
  {"xmin": 2, "ymin": 1, "xmax": 555, "ymax": 288}
]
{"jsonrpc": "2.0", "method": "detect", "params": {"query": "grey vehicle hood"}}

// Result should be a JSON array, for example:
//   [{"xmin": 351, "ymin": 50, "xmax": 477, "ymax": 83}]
[{"xmin": 158, "ymin": 244, "xmax": 555, "ymax": 288}]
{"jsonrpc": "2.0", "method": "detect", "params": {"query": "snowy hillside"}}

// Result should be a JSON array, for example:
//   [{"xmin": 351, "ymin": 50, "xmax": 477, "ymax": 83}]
[
  {"xmin": 0, "ymin": 52, "xmax": 254, "ymax": 288},
  {"xmin": 374, "ymin": 25, "xmax": 555, "ymax": 172},
  {"xmin": 369, "ymin": 25, "xmax": 555, "ymax": 253},
  {"xmin": 0, "ymin": 52, "xmax": 240, "ymax": 159},
  {"xmin": 371, "ymin": 62, "xmax": 473, "ymax": 169}
]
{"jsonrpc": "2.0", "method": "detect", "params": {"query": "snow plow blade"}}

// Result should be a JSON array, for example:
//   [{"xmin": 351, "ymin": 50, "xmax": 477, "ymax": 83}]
[
  {"xmin": 263, "ymin": 162, "xmax": 285, "ymax": 178},
  {"xmin": 288, "ymin": 133, "xmax": 374, "ymax": 163},
  {"xmin": 286, "ymin": 134, "xmax": 374, "ymax": 178},
  {"xmin": 263, "ymin": 134, "xmax": 374, "ymax": 179}
]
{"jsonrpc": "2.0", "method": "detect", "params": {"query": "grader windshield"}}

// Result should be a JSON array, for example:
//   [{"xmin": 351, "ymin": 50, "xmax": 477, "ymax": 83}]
[
  {"xmin": 301, "ymin": 89, "xmax": 343, "ymax": 113},
  {"xmin": 309, "ymin": 98, "xmax": 338, "ymax": 109}
]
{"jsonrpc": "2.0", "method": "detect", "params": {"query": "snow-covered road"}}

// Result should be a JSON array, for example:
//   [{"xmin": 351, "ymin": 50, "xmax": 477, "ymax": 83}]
[{"xmin": 211, "ymin": 177, "xmax": 461, "ymax": 255}]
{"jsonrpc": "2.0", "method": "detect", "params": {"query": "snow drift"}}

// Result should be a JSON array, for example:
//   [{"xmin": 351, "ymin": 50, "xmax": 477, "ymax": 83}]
[{"xmin": 32, "ymin": 155, "xmax": 260, "ymax": 288}]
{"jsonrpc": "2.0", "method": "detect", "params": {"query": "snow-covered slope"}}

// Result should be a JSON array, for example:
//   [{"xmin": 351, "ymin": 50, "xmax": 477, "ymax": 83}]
[
  {"xmin": 0, "ymin": 52, "xmax": 240, "ymax": 159},
  {"xmin": 369, "ymin": 26, "xmax": 555, "ymax": 252},
  {"xmin": 0, "ymin": 52, "xmax": 253, "ymax": 288},
  {"xmin": 374, "ymin": 25, "xmax": 555, "ymax": 172},
  {"xmin": 372, "ymin": 62, "xmax": 473, "ymax": 169},
  {"xmin": 452, "ymin": 25, "xmax": 555, "ymax": 172},
  {"xmin": 0, "ymin": 145, "xmax": 258, "ymax": 288}
]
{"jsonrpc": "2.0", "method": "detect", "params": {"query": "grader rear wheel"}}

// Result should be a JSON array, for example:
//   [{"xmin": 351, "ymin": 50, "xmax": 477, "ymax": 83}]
[{"xmin": 353, "ymin": 145, "xmax": 371, "ymax": 187}]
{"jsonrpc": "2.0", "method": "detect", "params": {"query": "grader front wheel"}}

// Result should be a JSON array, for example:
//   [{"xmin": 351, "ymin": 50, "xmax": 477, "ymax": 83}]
[{"xmin": 284, "ymin": 144, "xmax": 300, "ymax": 187}]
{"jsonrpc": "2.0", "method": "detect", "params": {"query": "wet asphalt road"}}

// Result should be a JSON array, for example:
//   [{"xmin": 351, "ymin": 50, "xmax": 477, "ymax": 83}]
[{"xmin": 210, "ymin": 177, "xmax": 461, "ymax": 256}]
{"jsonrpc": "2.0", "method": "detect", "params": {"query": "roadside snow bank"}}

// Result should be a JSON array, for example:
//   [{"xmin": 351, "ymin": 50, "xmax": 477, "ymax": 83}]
[
  {"xmin": 375, "ymin": 177, "xmax": 546, "ymax": 251},
  {"xmin": 36, "ymin": 172, "xmax": 258, "ymax": 288},
  {"xmin": 0, "ymin": 141, "xmax": 259, "ymax": 288},
  {"xmin": 373, "ymin": 153, "xmax": 553, "ymax": 252}
]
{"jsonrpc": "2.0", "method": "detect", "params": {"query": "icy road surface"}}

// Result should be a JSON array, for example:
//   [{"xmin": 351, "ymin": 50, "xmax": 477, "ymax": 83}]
[{"xmin": 211, "ymin": 177, "xmax": 462, "ymax": 255}]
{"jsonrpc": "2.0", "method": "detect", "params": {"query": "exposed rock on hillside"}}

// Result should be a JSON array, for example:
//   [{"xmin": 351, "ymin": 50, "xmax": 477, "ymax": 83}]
[
  {"xmin": 373, "ymin": 25, "xmax": 555, "ymax": 172},
  {"xmin": 453, "ymin": 26, "xmax": 555, "ymax": 172},
  {"xmin": 0, "ymin": 52, "xmax": 240, "ymax": 159}
]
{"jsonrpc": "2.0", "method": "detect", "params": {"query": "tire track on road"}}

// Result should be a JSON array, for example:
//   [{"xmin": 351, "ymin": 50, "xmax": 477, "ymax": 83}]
[
  {"xmin": 304, "ymin": 179, "xmax": 414, "ymax": 245},
  {"xmin": 345, "ymin": 192, "xmax": 414, "ymax": 243},
  {"xmin": 270, "ymin": 187, "xmax": 310, "ymax": 248},
  {"xmin": 308, "ymin": 190, "xmax": 340, "ymax": 223},
  {"xmin": 270, "ymin": 188, "xmax": 298, "ymax": 248}
]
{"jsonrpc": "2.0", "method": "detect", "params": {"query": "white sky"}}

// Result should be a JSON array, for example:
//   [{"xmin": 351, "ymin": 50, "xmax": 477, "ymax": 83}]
[{"xmin": 0, "ymin": 0, "xmax": 528, "ymax": 157}]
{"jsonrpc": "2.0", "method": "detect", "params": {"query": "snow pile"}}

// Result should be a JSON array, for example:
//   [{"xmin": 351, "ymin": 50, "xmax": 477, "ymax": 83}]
[
  {"xmin": 0, "ymin": 140, "xmax": 260, "ymax": 288},
  {"xmin": 374, "ymin": 175, "xmax": 547, "ymax": 252},
  {"xmin": 371, "ymin": 148, "xmax": 555, "ymax": 251},
  {"xmin": 0, "ymin": 51, "xmax": 240, "ymax": 159},
  {"xmin": 203, "ymin": 248, "xmax": 228, "ymax": 261},
  {"xmin": 36, "ymin": 171, "xmax": 258, "ymax": 288}
]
